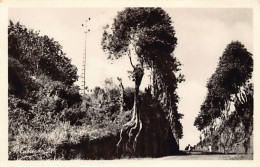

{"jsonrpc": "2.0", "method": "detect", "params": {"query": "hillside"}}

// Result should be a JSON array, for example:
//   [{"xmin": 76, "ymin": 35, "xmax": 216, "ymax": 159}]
[{"xmin": 8, "ymin": 17, "xmax": 183, "ymax": 159}]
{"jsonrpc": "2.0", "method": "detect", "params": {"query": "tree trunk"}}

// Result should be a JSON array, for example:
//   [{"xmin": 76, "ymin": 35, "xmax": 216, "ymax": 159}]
[{"xmin": 117, "ymin": 65, "xmax": 144, "ymax": 154}]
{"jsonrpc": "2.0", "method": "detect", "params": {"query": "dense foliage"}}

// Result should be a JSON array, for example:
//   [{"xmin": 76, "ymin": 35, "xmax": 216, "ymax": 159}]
[
  {"xmin": 8, "ymin": 21, "xmax": 83, "ymax": 159},
  {"xmin": 8, "ymin": 21, "xmax": 134, "ymax": 159},
  {"xmin": 102, "ymin": 7, "xmax": 184, "ymax": 148},
  {"xmin": 9, "ymin": 8, "xmax": 184, "ymax": 158},
  {"xmin": 194, "ymin": 41, "xmax": 253, "ymax": 153},
  {"xmin": 9, "ymin": 21, "xmax": 78, "ymax": 86},
  {"xmin": 102, "ymin": 8, "xmax": 177, "ymax": 65}
]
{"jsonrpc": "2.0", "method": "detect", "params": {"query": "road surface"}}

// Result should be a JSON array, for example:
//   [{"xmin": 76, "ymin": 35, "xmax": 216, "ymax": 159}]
[{"xmin": 157, "ymin": 151, "xmax": 253, "ymax": 160}]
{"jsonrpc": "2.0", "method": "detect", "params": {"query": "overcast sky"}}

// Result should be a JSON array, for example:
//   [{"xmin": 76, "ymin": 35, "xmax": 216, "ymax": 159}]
[{"xmin": 9, "ymin": 8, "xmax": 253, "ymax": 150}]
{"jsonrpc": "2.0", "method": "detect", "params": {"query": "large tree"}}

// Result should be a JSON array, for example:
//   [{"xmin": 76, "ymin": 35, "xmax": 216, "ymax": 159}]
[
  {"xmin": 194, "ymin": 41, "xmax": 253, "ymax": 152},
  {"xmin": 102, "ymin": 7, "xmax": 181, "ymax": 151}
]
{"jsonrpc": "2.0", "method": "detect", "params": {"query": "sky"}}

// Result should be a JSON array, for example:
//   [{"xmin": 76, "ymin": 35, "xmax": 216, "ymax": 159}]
[{"xmin": 9, "ymin": 8, "xmax": 253, "ymax": 150}]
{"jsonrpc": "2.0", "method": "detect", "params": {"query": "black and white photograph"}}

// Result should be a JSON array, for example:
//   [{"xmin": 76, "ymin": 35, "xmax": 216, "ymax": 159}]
[{"xmin": 0, "ymin": 0, "xmax": 259, "ymax": 165}]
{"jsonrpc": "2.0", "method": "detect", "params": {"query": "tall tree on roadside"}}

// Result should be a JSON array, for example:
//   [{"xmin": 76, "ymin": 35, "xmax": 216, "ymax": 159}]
[
  {"xmin": 102, "ymin": 7, "xmax": 182, "ymax": 151},
  {"xmin": 194, "ymin": 41, "xmax": 253, "ymax": 151}
]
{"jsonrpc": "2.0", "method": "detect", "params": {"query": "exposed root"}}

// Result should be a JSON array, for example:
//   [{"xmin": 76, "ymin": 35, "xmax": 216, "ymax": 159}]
[
  {"xmin": 117, "ymin": 63, "xmax": 144, "ymax": 155},
  {"xmin": 116, "ymin": 109, "xmax": 143, "ymax": 154},
  {"xmin": 133, "ymin": 118, "xmax": 142, "ymax": 151},
  {"xmin": 128, "ymin": 108, "xmax": 138, "ymax": 138},
  {"xmin": 116, "ymin": 118, "xmax": 135, "ymax": 148}
]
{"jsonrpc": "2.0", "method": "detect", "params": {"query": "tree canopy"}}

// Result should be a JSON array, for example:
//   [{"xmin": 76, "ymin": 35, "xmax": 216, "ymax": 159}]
[
  {"xmin": 194, "ymin": 41, "xmax": 253, "ymax": 131},
  {"xmin": 102, "ymin": 7, "xmax": 177, "ymax": 68},
  {"xmin": 102, "ymin": 8, "xmax": 183, "ymax": 149}
]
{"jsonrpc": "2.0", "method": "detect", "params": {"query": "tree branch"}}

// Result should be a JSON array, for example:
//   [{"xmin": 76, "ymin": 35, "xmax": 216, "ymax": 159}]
[{"xmin": 127, "ymin": 50, "xmax": 135, "ymax": 69}]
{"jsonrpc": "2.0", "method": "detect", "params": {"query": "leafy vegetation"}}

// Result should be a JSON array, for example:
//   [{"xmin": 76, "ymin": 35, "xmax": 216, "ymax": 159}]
[
  {"xmin": 102, "ymin": 7, "xmax": 184, "ymax": 152},
  {"xmin": 194, "ymin": 41, "xmax": 253, "ymax": 153},
  {"xmin": 8, "ymin": 21, "xmax": 130, "ymax": 160},
  {"xmin": 9, "ymin": 8, "xmax": 184, "ymax": 159}
]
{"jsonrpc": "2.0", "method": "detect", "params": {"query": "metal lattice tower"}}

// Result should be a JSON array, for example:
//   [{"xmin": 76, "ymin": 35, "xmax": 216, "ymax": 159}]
[{"xmin": 81, "ymin": 18, "xmax": 91, "ymax": 95}]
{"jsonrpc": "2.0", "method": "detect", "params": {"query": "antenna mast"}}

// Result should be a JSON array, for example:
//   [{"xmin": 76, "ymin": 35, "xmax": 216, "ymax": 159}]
[{"xmin": 81, "ymin": 18, "xmax": 91, "ymax": 95}]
